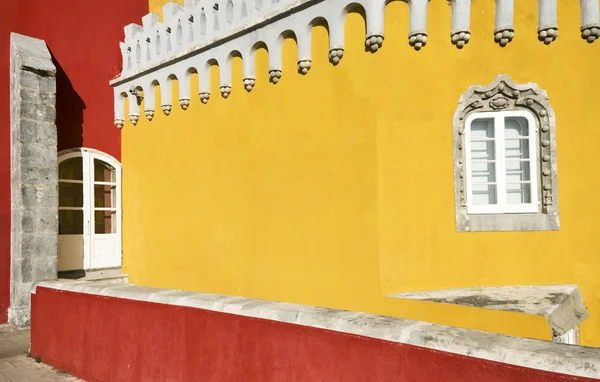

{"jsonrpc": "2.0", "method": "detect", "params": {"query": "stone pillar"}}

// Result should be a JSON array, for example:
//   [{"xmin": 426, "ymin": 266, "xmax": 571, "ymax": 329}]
[{"xmin": 9, "ymin": 33, "xmax": 58, "ymax": 327}]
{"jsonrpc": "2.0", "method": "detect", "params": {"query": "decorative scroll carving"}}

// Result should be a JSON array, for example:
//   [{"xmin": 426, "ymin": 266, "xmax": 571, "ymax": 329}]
[{"xmin": 453, "ymin": 74, "xmax": 560, "ymax": 232}]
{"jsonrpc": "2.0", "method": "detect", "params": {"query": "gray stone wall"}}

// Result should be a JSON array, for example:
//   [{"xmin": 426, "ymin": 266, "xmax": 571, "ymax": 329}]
[{"xmin": 9, "ymin": 33, "xmax": 58, "ymax": 327}]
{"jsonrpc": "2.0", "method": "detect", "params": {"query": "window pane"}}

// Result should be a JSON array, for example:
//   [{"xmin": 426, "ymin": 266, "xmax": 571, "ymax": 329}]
[
  {"xmin": 506, "ymin": 161, "xmax": 531, "ymax": 182},
  {"xmin": 94, "ymin": 160, "xmax": 116, "ymax": 182},
  {"xmin": 95, "ymin": 185, "xmax": 116, "ymax": 208},
  {"xmin": 59, "ymin": 210, "xmax": 84, "ymax": 235},
  {"xmin": 95, "ymin": 210, "xmax": 116, "ymax": 234},
  {"xmin": 506, "ymin": 182, "xmax": 532, "ymax": 204},
  {"xmin": 505, "ymin": 117, "xmax": 529, "ymax": 137},
  {"xmin": 470, "ymin": 119, "xmax": 495, "ymax": 161},
  {"xmin": 471, "ymin": 161, "xmax": 496, "ymax": 184},
  {"xmin": 505, "ymin": 138, "xmax": 529, "ymax": 159},
  {"xmin": 59, "ymin": 182, "xmax": 84, "ymax": 207},
  {"xmin": 472, "ymin": 184, "xmax": 498, "ymax": 205},
  {"xmin": 471, "ymin": 118, "xmax": 495, "ymax": 139},
  {"xmin": 59, "ymin": 158, "xmax": 83, "ymax": 180}
]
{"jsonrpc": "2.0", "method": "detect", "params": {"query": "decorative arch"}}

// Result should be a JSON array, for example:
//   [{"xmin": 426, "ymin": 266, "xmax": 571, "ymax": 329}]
[{"xmin": 452, "ymin": 74, "xmax": 559, "ymax": 232}]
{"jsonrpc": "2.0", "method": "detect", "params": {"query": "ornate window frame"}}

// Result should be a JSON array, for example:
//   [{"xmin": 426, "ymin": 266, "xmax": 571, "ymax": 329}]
[{"xmin": 453, "ymin": 74, "xmax": 559, "ymax": 232}]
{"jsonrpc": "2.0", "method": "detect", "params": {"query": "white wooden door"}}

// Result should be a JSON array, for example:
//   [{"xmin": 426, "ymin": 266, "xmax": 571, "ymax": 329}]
[
  {"xmin": 58, "ymin": 150, "xmax": 121, "ymax": 271},
  {"xmin": 88, "ymin": 152, "xmax": 121, "ymax": 269}
]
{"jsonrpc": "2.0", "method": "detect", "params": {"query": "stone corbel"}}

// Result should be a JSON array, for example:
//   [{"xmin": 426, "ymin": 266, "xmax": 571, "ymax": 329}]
[
  {"xmin": 127, "ymin": 92, "xmax": 140, "ymax": 125},
  {"xmin": 494, "ymin": 0, "xmax": 515, "ymax": 47},
  {"xmin": 199, "ymin": 61, "xmax": 212, "ymax": 103},
  {"xmin": 408, "ymin": 0, "xmax": 429, "ymax": 51},
  {"xmin": 580, "ymin": 0, "xmax": 600, "ymax": 43},
  {"xmin": 365, "ymin": 0, "xmax": 385, "ymax": 52},
  {"xmin": 143, "ymin": 81, "xmax": 157, "ymax": 120},
  {"xmin": 537, "ymin": 0, "xmax": 558, "ymax": 44},
  {"xmin": 450, "ymin": 0, "xmax": 471, "ymax": 49},
  {"xmin": 114, "ymin": 90, "xmax": 127, "ymax": 129},
  {"xmin": 297, "ymin": 24, "xmax": 313, "ymax": 74},
  {"xmin": 329, "ymin": 9, "xmax": 346, "ymax": 64}
]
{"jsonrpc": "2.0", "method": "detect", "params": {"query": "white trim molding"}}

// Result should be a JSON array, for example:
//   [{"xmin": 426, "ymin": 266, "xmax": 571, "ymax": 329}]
[
  {"xmin": 453, "ymin": 74, "xmax": 559, "ymax": 232},
  {"xmin": 111, "ymin": 0, "xmax": 600, "ymax": 128}
]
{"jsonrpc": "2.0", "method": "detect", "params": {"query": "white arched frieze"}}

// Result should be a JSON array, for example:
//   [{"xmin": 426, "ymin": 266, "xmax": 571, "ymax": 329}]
[{"xmin": 111, "ymin": 0, "xmax": 600, "ymax": 128}]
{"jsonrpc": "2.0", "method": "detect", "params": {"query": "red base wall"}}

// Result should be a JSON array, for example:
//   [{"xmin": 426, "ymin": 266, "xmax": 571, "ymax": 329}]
[
  {"xmin": 31, "ymin": 287, "xmax": 595, "ymax": 382},
  {"xmin": 0, "ymin": 0, "xmax": 147, "ymax": 323}
]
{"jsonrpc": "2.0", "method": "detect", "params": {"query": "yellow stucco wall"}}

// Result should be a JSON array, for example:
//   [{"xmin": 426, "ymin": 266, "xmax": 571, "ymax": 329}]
[{"xmin": 126, "ymin": 0, "xmax": 600, "ymax": 345}]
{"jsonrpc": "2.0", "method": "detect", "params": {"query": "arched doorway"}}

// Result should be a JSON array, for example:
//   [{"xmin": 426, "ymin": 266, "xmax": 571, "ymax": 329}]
[{"xmin": 58, "ymin": 148, "xmax": 122, "ymax": 271}]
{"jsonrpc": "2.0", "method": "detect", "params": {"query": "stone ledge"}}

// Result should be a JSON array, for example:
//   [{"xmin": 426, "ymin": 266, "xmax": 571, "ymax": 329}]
[
  {"xmin": 10, "ymin": 33, "xmax": 56, "ymax": 75},
  {"xmin": 32, "ymin": 280, "xmax": 600, "ymax": 379},
  {"xmin": 388, "ymin": 285, "xmax": 589, "ymax": 338}
]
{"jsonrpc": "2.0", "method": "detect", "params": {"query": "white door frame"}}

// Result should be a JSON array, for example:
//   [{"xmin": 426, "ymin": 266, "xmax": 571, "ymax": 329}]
[{"xmin": 58, "ymin": 148, "xmax": 122, "ymax": 271}]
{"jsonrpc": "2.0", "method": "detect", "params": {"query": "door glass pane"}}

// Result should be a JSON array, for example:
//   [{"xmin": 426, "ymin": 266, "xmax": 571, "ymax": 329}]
[
  {"xmin": 94, "ymin": 160, "xmax": 116, "ymax": 182},
  {"xmin": 59, "ymin": 182, "xmax": 84, "ymax": 207},
  {"xmin": 59, "ymin": 158, "xmax": 83, "ymax": 180},
  {"xmin": 59, "ymin": 210, "xmax": 84, "ymax": 234},
  {"xmin": 95, "ymin": 185, "xmax": 116, "ymax": 208},
  {"xmin": 95, "ymin": 210, "xmax": 116, "ymax": 234},
  {"xmin": 506, "ymin": 182, "xmax": 532, "ymax": 204}
]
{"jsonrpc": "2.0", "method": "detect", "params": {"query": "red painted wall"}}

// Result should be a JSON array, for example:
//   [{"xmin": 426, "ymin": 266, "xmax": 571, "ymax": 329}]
[
  {"xmin": 31, "ymin": 287, "xmax": 597, "ymax": 382},
  {"xmin": 0, "ymin": 0, "xmax": 147, "ymax": 323}
]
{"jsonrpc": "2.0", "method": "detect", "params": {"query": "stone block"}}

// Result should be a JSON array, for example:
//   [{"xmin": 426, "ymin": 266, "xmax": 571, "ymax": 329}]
[
  {"xmin": 20, "ymin": 185, "xmax": 57, "ymax": 209},
  {"xmin": 20, "ymin": 207, "xmax": 58, "ymax": 234},
  {"xmin": 20, "ymin": 102, "xmax": 56, "ymax": 122},
  {"xmin": 10, "ymin": 33, "xmax": 58, "ymax": 328},
  {"xmin": 39, "ymin": 76, "xmax": 56, "ymax": 94},
  {"xmin": 32, "ymin": 256, "xmax": 57, "ymax": 281},
  {"xmin": 11, "ymin": 258, "xmax": 32, "ymax": 283},
  {"xmin": 19, "ymin": 120, "xmax": 56, "ymax": 145},
  {"xmin": 20, "ymin": 232, "xmax": 57, "ymax": 258},
  {"xmin": 20, "ymin": 88, "xmax": 41, "ymax": 104},
  {"xmin": 18, "ymin": 71, "xmax": 41, "ymax": 92}
]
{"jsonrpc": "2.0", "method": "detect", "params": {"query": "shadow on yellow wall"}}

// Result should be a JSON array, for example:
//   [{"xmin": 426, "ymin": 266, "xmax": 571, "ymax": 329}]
[{"xmin": 125, "ymin": 0, "xmax": 600, "ymax": 345}]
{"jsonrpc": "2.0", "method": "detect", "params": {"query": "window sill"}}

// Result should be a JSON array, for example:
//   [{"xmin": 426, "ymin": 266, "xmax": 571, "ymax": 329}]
[{"xmin": 456, "ymin": 210, "xmax": 559, "ymax": 232}]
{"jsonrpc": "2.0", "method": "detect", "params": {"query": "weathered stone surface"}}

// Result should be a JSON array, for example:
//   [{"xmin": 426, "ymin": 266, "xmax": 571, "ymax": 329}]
[
  {"xmin": 388, "ymin": 285, "xmax": 589, "ymax": 339},
  {"xmin": 9, "ymin": 33, "xmax": 58, "ymax": 328},
  {"xmin": 33, "ymin": 281, "xmax": 600, "ymax": 379}
]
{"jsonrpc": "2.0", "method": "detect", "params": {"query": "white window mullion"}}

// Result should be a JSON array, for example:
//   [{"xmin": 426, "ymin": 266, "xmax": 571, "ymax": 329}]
[
  {"xmin": 528, "ymin": 114, "xmax": 539, "ymax": 211},
  {"xmin": 496, "ymin": 115, "xmax": 507, "ymax": 210},
  {"xmin": 81, "ymin": 152, "xmax": 92, "ymax": 270}
]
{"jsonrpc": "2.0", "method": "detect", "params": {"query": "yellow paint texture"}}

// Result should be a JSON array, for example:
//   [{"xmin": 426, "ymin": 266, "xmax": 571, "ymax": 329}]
[
  {"xmin": 124, "ymin": 1, "xmax": 600, "ymax": 345},
  {"xmin": 148, "ymin": 0, "xmax": 184, "ymax": 19}
]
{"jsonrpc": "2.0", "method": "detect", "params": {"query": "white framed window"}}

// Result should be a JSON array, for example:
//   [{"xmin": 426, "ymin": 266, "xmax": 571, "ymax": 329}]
[
  {"xmin": 453, "ymin": 75, "xmax": 559, "ymax": 232},
  {"xmin": 465, "ymin": 110, "xmax": 538, "ymax": 215}
]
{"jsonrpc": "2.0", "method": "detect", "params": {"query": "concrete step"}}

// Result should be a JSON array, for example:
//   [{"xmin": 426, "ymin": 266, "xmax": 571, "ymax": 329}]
[{"xmin": 58, "ymin": 267, "xmax": 128, "ymax": 285}]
